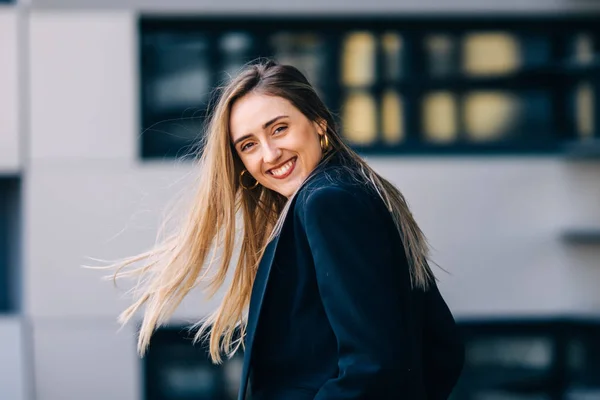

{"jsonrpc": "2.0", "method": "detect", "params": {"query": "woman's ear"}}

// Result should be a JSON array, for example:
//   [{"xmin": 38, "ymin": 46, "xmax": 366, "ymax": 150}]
[{"xmin": 314, "ymin": 118, "xmax": 328, "ymax": 136}]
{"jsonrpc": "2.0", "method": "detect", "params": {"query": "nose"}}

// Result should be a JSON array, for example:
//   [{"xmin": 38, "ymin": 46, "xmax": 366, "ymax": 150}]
[{"xmin": 262, "ymin": 141, "xmax": 282, "ymax": 164}]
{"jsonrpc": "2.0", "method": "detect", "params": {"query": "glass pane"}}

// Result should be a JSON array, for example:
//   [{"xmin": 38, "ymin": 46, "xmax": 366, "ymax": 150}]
[
  {"xmin": 381, "ymin": 89, "xmax": 404, "ymax": 144},
  {"xmin": 223, "ymin": 353, "xmax": 243, "ymax": 398},
  {"xmin": 468, "ymin": 337, "xmax": 552, "ymax": 368},
  {"xmin": 219, "ymin": 32, "xmax": 254, "ymax": 83},
  {"xmin": 382, "ymin": 32, "xmax": 404, "ymax": 82},
  {"xmin": 567, "ymin": 333, "xmax": 600, "ymax": 388},
  {"xmin": 425, "ymin": 34, "xmax": 457, "ymax": 78},
  {"xmin": 575, "ymin": 82, "xmax": 595, "ymax": 139},
  {"xmin": 464, "ymin": 91, "xmax": 520, "ymax": 142},
  {"xmin": 422, "ymin": 91, "xmax": 458, "ymax": 143},
  {"xmin": 463, "ymin": 90, "xmax": 552, "ymax": 142},
  {"xmin": 342, "ymin": 32, "xmax": 376, "ymax": 87},
  {"xmin": 271, "ymin": 32, "xmax": 328, "ymax": 91},
  {"xmin": 0, "ymin": 180, "xmax": 10, "ymax": 312},
  {"xmin": 160, "ymin": 363, "xmax": 222, "ymax": 397},
  {"xmin": 143, "ymin": 117, "xmax": 205, "ymax": 157},
  {"xmin": 145, "ymin": 33, "xmax": 212, "ymax": 114},
  {"xmin": 573, "ymin": 33, "xmax": 594, "ymax": 65},
  {"xmin": 463, "ymin": 32, "xmax": 521, "ymax": 76},
  {"xmin": 342, "ymin": 90, "xmax": 377, "ymax": 145},
  {"xmin": 0, "ymin": 180, "xmax": 19, "ymax": 314},
  {"xmin": 520, "ymin": 34, "xmax": 551, "ymax": 69}
]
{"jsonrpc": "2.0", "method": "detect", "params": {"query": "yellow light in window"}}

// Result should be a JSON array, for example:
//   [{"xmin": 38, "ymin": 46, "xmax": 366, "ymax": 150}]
[
  {"xmin": 576, "ymin": 82, "xmax": 594, "ymax": 139},
  {"xmin": 463, "ymin": 32, "xmax": 521, "ymax": 76},
  {"xmin": 422, "ymin": 91, "xmax": 457, "ymax": 143},
  {"xmin": 342, "ymin": 32, "xmax": 376, "ymax": 87},
  {"xmin": 464, "ymin": 91, "xmax": 520, "ymax": 142},
  {"xmin": 342, "ymin": 91, "xmax": 377, "ymax": 145},
  {"xmin": 382, "ymin": 90, "xmax": 404, "ymax": 144}
]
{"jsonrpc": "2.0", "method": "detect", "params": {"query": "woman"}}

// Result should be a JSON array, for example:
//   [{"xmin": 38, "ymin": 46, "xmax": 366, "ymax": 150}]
[{"xmin": 111, "ymin": 60, "xmax": 464, "ymax": 399}]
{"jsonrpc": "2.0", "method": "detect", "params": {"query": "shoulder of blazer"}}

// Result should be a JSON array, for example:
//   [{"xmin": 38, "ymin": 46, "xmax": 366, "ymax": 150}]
[{"xmin": 294, "ymin": 163, "xmax": 382, "ymax": 223}]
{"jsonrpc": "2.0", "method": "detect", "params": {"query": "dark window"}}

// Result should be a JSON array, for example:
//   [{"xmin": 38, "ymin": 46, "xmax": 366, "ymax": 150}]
[
  {"xmin": 144, "ymin": 327, "xmax": 243, "ymax": 400},
  {"xmin": 139, "ymin": 16, "xmax": 600, "ymax": 159},
  {"xmin": 454, "ymin": 319, "xmax": 600, "ymax": 399},
  {"xmin": 147, "ymin": 320, "xmax": 600, "ymax": 399},
  {"xmin": 0, "ymin": 177, "xmax": 19, "ymax": 313}
]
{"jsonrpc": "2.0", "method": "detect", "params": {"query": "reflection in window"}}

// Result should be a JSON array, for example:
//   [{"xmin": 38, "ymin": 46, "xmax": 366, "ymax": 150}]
[
  {"xmin": 464, "ymin": 91, "xmax": 520, "ymax": 142},
  {"xmin": 426, "ymin": 35, "xmax": 456, "ymax": 77},
  {"xmin": 422, "ymin": 91, "xmax": 457, "ymax": 143},
  {"xmin": 160, "ymin": 364, "xmax": 219, "ymax": 397},
  {"xmin": 573, "ymin": 34, "xmax": 594, "ymax": 65},
  {"xmin": 220, "ymin": 32, "xmax": 254, "ymax": 83},
  {"xmin": 223, "ymin": 354, "xmax": 243, "ymax": 399},
  {"xmin": 342, "ymin": 32, "xmax": 376, "ymax": 87},
  {"xmin": 146, "ymin": 34, "xmax": 211, "ymax": 113},
  {"xmin": 576, "ymin": 82, "xmax": 595, "ymax": 139},
  {"xmin": 145, "ymin": 117, "xmax": 205, "ymax": 155},
  {"xmin": 271, "ymin": 32, "xmax": 327, "ymax": 92},
  {"xmin": 342, "ymin": 91, "xmax": 377, "ymax": 145},
  {"xmin": 468, "ymin": 337, "xmax": 552, "ymax": 368},
  {"xmin": 381, "ymin": 90, "xmax": 404, "ymax": 144},
  {"xmin": 463, "ymin": 32, "xmax": 521, "ymax": 76},
  {"xmin": 568, "ymin": 339, "xmax": 585, "ymax": 371},
  {"xmin": 382, "ymin": 33, "xmax": 404, "ymax": 82}
]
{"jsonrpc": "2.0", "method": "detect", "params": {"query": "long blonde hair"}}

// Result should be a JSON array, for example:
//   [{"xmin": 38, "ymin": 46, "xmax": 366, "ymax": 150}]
[{"xmin": 108, "ymin": 59, "xmax": 434, "ymax": 363}]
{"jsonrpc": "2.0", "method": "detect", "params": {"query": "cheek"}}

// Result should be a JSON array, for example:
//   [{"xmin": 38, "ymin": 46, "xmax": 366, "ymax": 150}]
[
  {"xmin": 239, "ymin": 154, "xmax": 261, "ymax": 175},
  {"xmin": 310, "ymin": 132, "xmax": 322, "ymax": 153}
]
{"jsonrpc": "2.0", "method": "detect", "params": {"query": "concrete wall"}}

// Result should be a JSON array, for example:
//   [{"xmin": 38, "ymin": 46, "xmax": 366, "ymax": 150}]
[
  {"xmin": 0, "ymin": 317, "xmax": 29, "ymax": 400},
  {"xmin": 0, "ymin": 8, "xmax": 21, "ymax": 175}
]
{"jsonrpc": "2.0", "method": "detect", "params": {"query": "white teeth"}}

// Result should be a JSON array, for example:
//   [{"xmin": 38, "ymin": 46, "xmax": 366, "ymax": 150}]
[{"xmin": 270, "ymin": 159, "xmax": 294, "ymax": 177}]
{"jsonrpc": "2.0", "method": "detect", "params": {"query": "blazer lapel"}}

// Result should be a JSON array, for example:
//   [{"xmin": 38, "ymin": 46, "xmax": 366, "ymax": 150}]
[
  {"xmin": 237, "ymin": 153, "xmax": 342, "ymax": 399},
  {"xmin": 238, "ymin": 231, "xmax": 283, "ymax": 400}
]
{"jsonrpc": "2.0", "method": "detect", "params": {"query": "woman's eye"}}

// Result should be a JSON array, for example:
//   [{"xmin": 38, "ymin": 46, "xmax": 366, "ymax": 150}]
[
  {"xmin": 241, "ymin": 142, "xmax": 254, "ymax": 151},
  {"xmin": 274, "ymin": 126, "xmax": 287, "ymax": 135}
]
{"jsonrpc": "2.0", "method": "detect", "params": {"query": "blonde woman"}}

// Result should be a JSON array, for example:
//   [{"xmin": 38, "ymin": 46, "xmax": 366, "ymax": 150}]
[{"xmin": 112, "ymin": 60, "xmax": 464, "ymax": 399}]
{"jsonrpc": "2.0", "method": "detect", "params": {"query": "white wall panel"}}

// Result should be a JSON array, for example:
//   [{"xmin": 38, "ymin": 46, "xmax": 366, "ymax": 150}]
[
  {"xmin": 0, "ymin": 9, "xmax": 20, "ymax": 174},
  {"xmin": 32, "ymin": 320, "xmax": 140, "ymax": 400},
  {"xmin": 0, "ymin": 317, "xmax": 28, "ymax": 400},
  {"xmin": 26, "ymin": 156, "xmax": 600, "ymax": 320},
  {"xmin": 29, "ymin": 11, "xmax": 137, "ymax": 164}
]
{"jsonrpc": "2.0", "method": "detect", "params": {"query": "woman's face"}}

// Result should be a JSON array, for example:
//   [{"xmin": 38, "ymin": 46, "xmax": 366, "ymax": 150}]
[{"xmin": 230, "ymin": 93, "xmax": 324, "ymax": 198}]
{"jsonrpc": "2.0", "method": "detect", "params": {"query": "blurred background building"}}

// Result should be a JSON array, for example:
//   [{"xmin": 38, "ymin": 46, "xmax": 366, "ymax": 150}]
[{"xmin": 1, "ymin": 0, "xmax": 600, "ymax": 399}]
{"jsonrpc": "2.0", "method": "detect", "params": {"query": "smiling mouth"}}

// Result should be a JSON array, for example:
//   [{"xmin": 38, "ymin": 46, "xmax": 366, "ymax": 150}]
[{"xmin": 268, "ymin": 157, "xmax": 297, "ymax": 179}]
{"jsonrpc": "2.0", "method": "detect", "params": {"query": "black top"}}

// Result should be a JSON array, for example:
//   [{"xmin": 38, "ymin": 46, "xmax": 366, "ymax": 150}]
[{"xmin": 239, "ymin": 153, "xmax": 464, "ymax": 400}]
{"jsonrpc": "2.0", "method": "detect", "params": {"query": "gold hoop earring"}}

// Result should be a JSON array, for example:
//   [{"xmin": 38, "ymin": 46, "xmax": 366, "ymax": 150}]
[
  {"xmin": 320, "ymin": 133, "xmax": 330, "ymax": 153},
  {"xmin": 239, "ymin": 170, "xmax": 259, "ymax": 190}
]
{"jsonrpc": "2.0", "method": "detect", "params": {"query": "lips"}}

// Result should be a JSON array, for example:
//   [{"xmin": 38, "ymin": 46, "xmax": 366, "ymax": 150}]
[{"xmin": 268, "ymin": 157, "xmax": 297, "ymax": 179}]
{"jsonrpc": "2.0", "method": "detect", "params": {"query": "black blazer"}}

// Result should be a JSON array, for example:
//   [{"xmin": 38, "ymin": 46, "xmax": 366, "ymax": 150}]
[{"xmin": 238, "ymin": 154, "xmax": 464, "ymax": 400}]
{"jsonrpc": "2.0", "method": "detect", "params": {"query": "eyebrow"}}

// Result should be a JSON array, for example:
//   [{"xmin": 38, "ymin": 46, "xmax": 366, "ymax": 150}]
[{"xmin": 232, "ymin": 115, "xmax": 289, "ymax": 146}]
